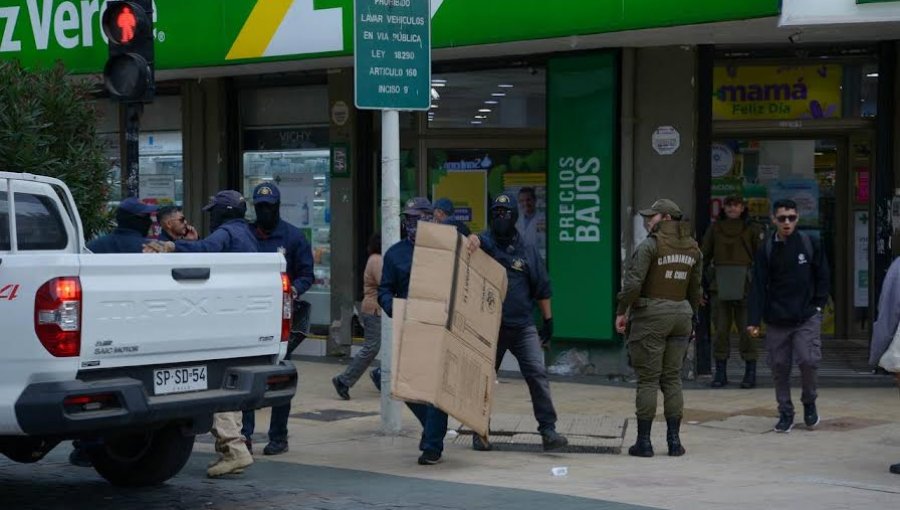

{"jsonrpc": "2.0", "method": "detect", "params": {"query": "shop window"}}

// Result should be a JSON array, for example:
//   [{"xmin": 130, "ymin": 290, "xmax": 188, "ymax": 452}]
[
  {"xmin": 428, "ymin": 68, "xmax": 546, "ymax": 129},
  {"xmin": 428, "ymin": 148, "xmax": 548, "ymax": 259},
  {"xmin": 242, "ymin": 127, "xmax": 332, "ymax": 297}
]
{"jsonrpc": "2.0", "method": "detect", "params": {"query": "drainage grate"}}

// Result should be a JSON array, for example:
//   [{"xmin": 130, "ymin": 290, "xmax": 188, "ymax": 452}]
[
  {"xmin": 291, "ymin": 409, "xmax": 379, "ymax": 422},
  {"xmin": 451, "ymin": 414, "xmax": 627, "ymax": 454}
]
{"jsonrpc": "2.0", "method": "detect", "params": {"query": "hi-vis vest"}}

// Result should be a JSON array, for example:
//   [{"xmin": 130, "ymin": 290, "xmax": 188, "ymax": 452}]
[{"xmin": 641, "ymin": 221, "xmax": 701, "ymax": 301}]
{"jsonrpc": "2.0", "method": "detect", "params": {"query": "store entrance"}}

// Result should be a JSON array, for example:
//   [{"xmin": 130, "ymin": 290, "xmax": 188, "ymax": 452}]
[{"xmin": 710, "ymin": 135, "xmax": 874, "ymax": 370}]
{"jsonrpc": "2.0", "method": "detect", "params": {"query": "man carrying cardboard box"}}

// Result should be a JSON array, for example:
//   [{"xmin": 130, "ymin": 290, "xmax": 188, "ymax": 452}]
[
  {"xmin": 378, "ymin": 197, "xmax": 451, "ymax": 466},
  {"xmin": 468, "ymin": 193, "xmax": 569, "ymax": 452}
]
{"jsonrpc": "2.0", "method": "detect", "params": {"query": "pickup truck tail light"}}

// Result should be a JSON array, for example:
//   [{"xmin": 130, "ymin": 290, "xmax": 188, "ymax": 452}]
[
  {"xmin": 34, "ymin": 277, "xmax": 82, "ymax": 357},
  {"xmin": 281, "ymin": 272, "xmax": 292, "ymax": 342}
]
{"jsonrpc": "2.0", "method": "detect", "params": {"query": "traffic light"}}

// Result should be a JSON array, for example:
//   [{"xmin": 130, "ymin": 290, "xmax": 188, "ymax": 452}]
[{"xmin": 102, "ymin": 1, "xmax": 154, "ymax": 102}]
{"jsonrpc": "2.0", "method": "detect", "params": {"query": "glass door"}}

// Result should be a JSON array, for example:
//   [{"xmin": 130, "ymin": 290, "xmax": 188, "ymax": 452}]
[{"xmin": 243, "ymin": 149, "xmax": 332, "ymax": 327}]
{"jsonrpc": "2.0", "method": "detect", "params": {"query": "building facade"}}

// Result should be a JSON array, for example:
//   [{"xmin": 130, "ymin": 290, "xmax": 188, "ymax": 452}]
[{"xmin": 4, "ymin": 0, "xmax": 898, "ymax": 374}]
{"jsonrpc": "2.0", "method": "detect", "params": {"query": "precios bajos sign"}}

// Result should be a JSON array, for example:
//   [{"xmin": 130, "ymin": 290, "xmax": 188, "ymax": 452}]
[{"xmin": 713, "ymin": 64, "xmax": 843, "ymax": 120}]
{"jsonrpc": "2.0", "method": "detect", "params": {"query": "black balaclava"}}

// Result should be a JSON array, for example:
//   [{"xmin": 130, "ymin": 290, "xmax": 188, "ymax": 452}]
[
  {"xmin": 209, "ymin": 204, "xmax": 246, "ymax": 231},
  {"xmin": 255, "ymin": 202, "xmax": 280, "ymax": 232},
  {"xmin": 490, "ymin": 206, "xmax": 519, "ymax": 246},
  {"xmin": 402, "ymin": 213, "xmax": 433, "ymax": 244},
  {"xmin": 116, "ymin": 209, "xmax": 153, "ymax": 236}
]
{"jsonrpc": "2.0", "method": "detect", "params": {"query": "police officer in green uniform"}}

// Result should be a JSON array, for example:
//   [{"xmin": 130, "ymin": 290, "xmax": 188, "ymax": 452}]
[
  {"xmin": 701, "ymin": 195, "xmax": 763, "ymax": 389},
  {"xmin": 616, "ymin": 199, "xmax": 702, "ymax": 458}
]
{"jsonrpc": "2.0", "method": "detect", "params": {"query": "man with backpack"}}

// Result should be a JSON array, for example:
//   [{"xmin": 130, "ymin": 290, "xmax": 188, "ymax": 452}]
[{"xmin": 747, "ymin": 199, "xmax": 830, "ymax": 434}]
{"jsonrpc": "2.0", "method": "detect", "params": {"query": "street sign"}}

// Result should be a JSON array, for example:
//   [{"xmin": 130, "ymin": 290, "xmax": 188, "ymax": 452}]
[{"xmin": 354, "ymin": 0, "xmax": 431, "ymax": 111}]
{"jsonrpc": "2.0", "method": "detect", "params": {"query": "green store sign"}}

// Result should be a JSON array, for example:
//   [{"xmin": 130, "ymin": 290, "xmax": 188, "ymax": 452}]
[{"xmin": 0, "ymin": 0, "xmax": 781, "ymax": 74}]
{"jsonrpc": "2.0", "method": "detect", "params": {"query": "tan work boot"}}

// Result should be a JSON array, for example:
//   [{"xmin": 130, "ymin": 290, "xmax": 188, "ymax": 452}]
[{"xmin": 207, "ymin": 452, "xmax": 253, "ymax": 478}]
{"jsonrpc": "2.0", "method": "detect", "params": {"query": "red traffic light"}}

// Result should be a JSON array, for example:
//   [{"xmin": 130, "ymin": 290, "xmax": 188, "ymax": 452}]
[{"xmin": 102, "ymin": 1, "xmax": 150, "ymax": 46}]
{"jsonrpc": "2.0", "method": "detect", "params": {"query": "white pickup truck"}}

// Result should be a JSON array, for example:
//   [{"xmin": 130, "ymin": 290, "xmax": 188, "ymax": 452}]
[{"xmin": 0, "ymin": 172, "xmax": 297, "ymax": 486}]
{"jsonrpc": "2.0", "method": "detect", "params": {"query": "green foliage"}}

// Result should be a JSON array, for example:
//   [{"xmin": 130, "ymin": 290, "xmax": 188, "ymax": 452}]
[{"xmin": 0, "ymin": 61, "xmax": 112, "ymax": 239}]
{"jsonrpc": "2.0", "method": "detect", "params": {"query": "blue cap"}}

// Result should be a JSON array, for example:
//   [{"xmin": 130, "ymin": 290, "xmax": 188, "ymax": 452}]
[
  {"xmin": 253, "ymin": 182, "xmax": 280, "ymax": 204},
  {"xmin": 402, "ymin": 197, "xmax": 433, "ymax": 216},
  {"xmin": 118, "ymin": 197, "xmax": 158, "ymax": 216},
  {"xmin": 203, "ymin": 190, "xmax": 246, "ymax": 211},
  {"xmin": 491, "ymin": 193, "xmax": 515, "ymax": 210},
  {"xmin": 434, "ymin": 197, "xmax": 454, "ymax": 215}
]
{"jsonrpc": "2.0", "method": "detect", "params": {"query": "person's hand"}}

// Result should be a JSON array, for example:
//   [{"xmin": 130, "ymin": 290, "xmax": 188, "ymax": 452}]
[
  {"xmin": 615, "ymin": 314, "xmax": 627, "ymax": 334},
  {"xmin": 539, "ymin": 318, "xmax": 553, "ymax": 348},
  {"xmin": 465, "ymin": 234, "xmax": 481, "ymax": 255},
  {"xmin": 699, "ymin": 295, "xmax": 708, "ymax": 307},
  {"xmin": 184, "ymin": 225, "xmax": 199, "ymax": 240},
  {"xmin": 143, "ymin": 241, "xmax": 175, "ymax": 253},
  {"xmin": 291, "ymin": 286, "xmax": 299, "ymax": 300},
  {"xmin": 747, "ymin": 326, "xmax": 760, "ymax": 338}
]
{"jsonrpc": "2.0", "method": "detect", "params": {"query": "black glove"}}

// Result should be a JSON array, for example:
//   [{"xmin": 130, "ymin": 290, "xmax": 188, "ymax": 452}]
[{"xmin": 539, "ymin": 318, "xmax": 553, "ymax": 348}]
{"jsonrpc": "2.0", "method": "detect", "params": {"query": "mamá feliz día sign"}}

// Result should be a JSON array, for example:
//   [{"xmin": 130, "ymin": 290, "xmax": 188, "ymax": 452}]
[{"xmin": 713, "ymin": 65, "xmax": 843, "ymax": 121}]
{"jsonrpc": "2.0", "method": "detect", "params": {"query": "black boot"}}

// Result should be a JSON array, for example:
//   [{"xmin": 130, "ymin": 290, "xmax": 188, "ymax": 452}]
[
  {"xmin": 711, "ymin": 360, "xmax": 728, "ymax": 388},
  {"xmin": 628, "ymin": 419, "xmax": 654, "ymax": 458},
  {"xmin": 666, "ymin": 417, "xmax": 686, "ymax": 457},
  {"xmin": 740, "ymin": 360, "xmax": 757, "ymax": 389}
]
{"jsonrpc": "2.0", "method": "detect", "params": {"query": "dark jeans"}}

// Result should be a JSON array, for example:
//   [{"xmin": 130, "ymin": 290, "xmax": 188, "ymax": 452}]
[
  {"xmin": 766, "ymin": 314, "xmax": 822, "ymax": 415},
  {"xmin": 242, "ymin": 404, "xmax": 290, "ymax": 443},
  {"xmin": 497, "ymin": 325, "xmax": 558, "ymax": 433},
  {"xmin": 406, "ymin": 403, "xmax": 448, "ymax": 453}
]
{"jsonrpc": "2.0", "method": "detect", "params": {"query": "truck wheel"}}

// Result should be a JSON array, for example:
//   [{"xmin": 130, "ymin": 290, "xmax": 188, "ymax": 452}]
[{"xmin": 89, "ymin": 424, "xmax": 195, "ymax": 487}]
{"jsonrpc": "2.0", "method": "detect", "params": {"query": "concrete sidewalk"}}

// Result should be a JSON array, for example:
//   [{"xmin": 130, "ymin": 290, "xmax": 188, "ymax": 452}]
[{"xmin": 207, "ymin": 358, "xmax": 900, "ymax": 510}]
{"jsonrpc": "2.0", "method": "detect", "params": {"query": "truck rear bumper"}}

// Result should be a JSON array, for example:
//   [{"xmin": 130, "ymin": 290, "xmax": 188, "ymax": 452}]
[{"xmin": 14, "ymin": 362, "xmax": 297, "ymax": 437}]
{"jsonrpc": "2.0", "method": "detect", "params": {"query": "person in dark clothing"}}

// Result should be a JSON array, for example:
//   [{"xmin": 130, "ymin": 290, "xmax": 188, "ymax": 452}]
[
  {"xmin": 748, "ymin": 199, "xmax": 830, "ymax": 434},
  {"xmin": 74, "ymin": 197, "xmax": 159, "ymax": 467},
  {"xmin": 433, "ymin": 197, "xmax": 471, "ymax": 236},
  {"xmin": 241, "ymin": 182, "xmax": 315, "ymax": 456},
  {"xmin": 468, "ymin": 193, "xmax": 568, "ymax": 453},
  {"xmin": 377, "ymin": 197, "xmax": 450, "ymax": 466},
  {"xmin": 145, "ymin": 191, "xmax": 257, "ymax": 254},
  {"xmin": 86, "ymin": 197, "xmax": 158, "ymax": 254},
  {"xmin": 157, "ymin": 205, "xmax": 198, "ymax": 242}
]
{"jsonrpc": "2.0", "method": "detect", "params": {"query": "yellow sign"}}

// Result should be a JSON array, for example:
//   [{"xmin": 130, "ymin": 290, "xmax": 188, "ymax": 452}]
[
  {"xmin": 432, "ymin": 171, "xmax": 488, "ymax": 234},
  {"xmin": 713, "ymin": 65, "xmax": 842, "ymax": 121}
]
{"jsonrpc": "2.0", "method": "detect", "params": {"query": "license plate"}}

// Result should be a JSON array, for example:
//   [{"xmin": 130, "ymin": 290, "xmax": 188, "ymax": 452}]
[{"xmin": 153, "ymin": 365, "xmax": 208, "ymax": 395}]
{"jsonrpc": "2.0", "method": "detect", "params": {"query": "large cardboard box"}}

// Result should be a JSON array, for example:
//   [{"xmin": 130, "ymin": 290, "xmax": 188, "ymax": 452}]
[{"xmin": 391, "ymin": 222, "xmax": 508, "ymax": 437}]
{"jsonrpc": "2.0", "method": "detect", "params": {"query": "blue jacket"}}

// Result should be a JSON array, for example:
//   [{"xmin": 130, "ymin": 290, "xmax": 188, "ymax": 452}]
[
  {"xmin": 157, "ymin": 229, "xmax": 177, "ymax": 243},
  {"xmin": 87, "ymin": 228, "xmax": 149, "ymax": 253},
  {"xmin": 174, "ymin": 219, "xmax": 258, "ymax": 253},
  {"xmin": 444, "ymin": 219, "xmax": 471, "ymax": 237},
  {"xmin": 252, "ymin": 219, "xmax": 315, "ymax": 295},
  {"xmin": 480, "ymin": 232, "xmax": 552, "ymax": 328},
  {"xmin": 378, "ymin": 239, "xmax": 414, "ymax": 317}
]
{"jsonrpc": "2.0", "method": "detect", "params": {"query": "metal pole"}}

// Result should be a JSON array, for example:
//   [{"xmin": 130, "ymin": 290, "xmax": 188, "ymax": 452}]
[
  {"xmin": 380, "ymin": 109, "xmax": 403, "ymax": 434},
  {"xmin": 120, "ymin": 102, "xmax": 142, "ymax": 198}
]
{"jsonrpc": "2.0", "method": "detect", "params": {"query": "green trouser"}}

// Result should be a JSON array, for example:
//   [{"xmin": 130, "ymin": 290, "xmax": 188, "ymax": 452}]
[
  {"xmin": 713, "ymin": 296, "xmax": 757, "ymax": 362},
  {"xmin": 627, "ymin": 311, "xmax": 692, "ymax": 422}
]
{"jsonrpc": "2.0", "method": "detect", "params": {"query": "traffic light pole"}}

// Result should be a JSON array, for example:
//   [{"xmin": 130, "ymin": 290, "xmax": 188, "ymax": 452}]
[{"xmin": 119, "ymin": 102, "xmax": 142, "ymax": 198}]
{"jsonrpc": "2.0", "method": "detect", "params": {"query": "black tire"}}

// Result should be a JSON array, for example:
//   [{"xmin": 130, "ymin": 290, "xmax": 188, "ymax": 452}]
[{"xmin": 89, "ymin": 424, "xmax": 195, "ymax": 487}]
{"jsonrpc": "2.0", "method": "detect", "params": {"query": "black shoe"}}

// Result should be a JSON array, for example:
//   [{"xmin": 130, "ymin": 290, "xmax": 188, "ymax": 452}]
[
  {"xmin": 263, "ymin": 440, "xmax": 289, "ymax": 456},
  {"xmin": 541, "ymin": 430, "xmax": 568, "ymax": 451},
  {"xmin": 740, "ymin": 360, "xmax": 757, "ymax": 389},
  {"xmin": 666, "ymin": 417, "xmax": 686, "ymax": 457},
  {"xmin": 890, "ymin": 463, "xmax": 900, "ymax": 475},
  {"xmin": 472, "ymin": 435, "xmax": 493, "ymax": 451},
  {"xmin": 370, "ymin": 369, "xmax": 382, "ymax": 392},
  {"xmin": 803, "ymin": 403, "xmax": 820, "ymax": 429},
  {"xmin": 774, "ymin": 412, "xmax": 794, "ymax": 433},
  {"xmin": 417, "ymin": 450, "xmax": 442, "ymax": 465},
  {"xmin": 628, "ymin": 419, "xmax": 654, "ymax": 457},
  {"xmin": 68, "ymin": 445, "xmax": 92, "ymax": 467},
  {"xmin": 711, "ymin": 360, "xmax": 728, "ymax": 388},
  {"xmin": 332, "ymin": 376, "xmax": 350, "ymax": 400}
]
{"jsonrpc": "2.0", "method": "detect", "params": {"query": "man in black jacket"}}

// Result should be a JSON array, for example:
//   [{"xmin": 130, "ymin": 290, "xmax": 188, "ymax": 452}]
[{"xmin": 747, "ymin": 199, "xmax": 830, "ymax": 434}]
